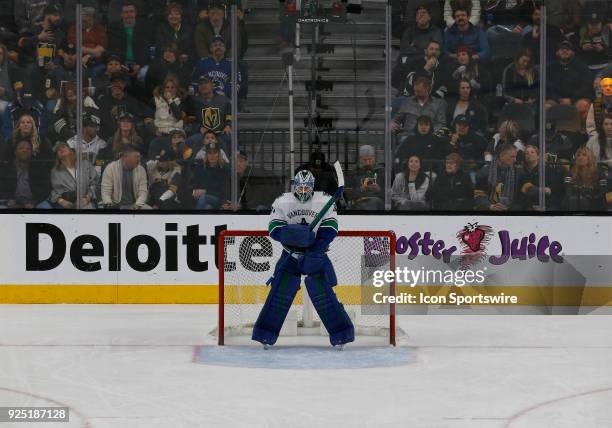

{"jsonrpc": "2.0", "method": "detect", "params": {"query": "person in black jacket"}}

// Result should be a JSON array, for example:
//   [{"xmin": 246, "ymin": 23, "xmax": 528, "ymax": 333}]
[
  {"xmin": 106, "ymin": 1, "xmax": 154, "ymax": 80},
  {"xmin": 547, "ymin": 40, "xmax": 594, "ymax": 104},
  {"xmin": 191, "ymin": 142, "xmax": 229, "ymax": 210},
  {"xmin": 517, "ymin": 144, "xmax": 564, "ymax": 210},
  {"xmin": 431, "ymin": 152, "xmax": 474, "ymax": 211},
  {"xmin": 448, "ymin": 114, "xmax": 487, "ymax": 167},
  {"xmin": 0, "ymin": 139, "xmax": 51, "ymax": 208},
  {"xmin": 394, "ymin": 115, "xmax": 452, "ymax": 175},
  {"xmin": 446, "ymin": 79, "xmax": 489, "ymax": 136}
]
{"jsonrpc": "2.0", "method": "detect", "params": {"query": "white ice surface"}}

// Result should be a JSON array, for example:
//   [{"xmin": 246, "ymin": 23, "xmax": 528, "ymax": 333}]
[{"xmin": 0, "ymin": 305, "xmax": 611, "ymax": 428}]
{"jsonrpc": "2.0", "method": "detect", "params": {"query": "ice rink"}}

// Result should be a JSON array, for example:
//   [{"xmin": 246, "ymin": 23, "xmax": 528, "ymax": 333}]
[{"xmin": 1, "ymin": 305, "xmax": 611, "ymax": 428}]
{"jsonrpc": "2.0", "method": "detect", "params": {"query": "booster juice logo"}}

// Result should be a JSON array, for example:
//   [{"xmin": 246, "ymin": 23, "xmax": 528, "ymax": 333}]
[{"xmin": 394, "ymin": 223, "xmax": 563, "ymax": 266}]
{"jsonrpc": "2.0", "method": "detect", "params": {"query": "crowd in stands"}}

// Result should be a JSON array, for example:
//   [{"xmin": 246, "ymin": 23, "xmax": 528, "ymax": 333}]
[
  {"xmin": 0, "ymin": 0, "xmax": 609, "ymax": 212},
  {"xmin": 0, "ymin": 0, "xmax": 275, "ymax": 210},
  {"xmin": 380, "ymin": 0, "xmax": 611, "ymax": 211}
]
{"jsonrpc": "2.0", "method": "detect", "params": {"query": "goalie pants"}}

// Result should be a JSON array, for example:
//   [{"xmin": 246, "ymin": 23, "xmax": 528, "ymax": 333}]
[{"xmin": 252, "ymin": 252, "xmax": 355, "ymax": 346}]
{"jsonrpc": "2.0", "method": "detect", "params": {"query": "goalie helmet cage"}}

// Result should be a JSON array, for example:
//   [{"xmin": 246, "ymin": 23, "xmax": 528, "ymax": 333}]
[{"xmin": 218, "ymin": 230, "xmax": 396, "ymax": 346}]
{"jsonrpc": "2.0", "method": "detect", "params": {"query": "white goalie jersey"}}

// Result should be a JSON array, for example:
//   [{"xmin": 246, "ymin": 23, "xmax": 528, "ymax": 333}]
[{"xmin": 268, "ymin": 191, "xmax": 339, "ymax": 240}]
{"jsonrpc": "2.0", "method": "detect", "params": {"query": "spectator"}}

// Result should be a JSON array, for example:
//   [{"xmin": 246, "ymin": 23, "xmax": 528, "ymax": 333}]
[
  {"xmin": 394, "ymin": 114, "xmax": 451, "ymax": 174},
  {"xmin": 546, "ymin": 0, "xmax": 582, "ymax": 35},
  {"xmin": 443, "ymin": 0, "xmax": 480, "ymax": 28},
  {"xmin": 443, "ymin": 7, "xmax": 491, "ymax": 61},
  {"xmin": 191, "ymin": 142, "xmax": 229, "ymax": 210},
  {"xmin": 562, "ymin": 146, "xmax": 608, "ymax": 211},
  {"xmin": 66, "ymin": 111, "xmax": 107, "ymax": 168},
  {"xmin": 392, "ymin": 155, "xmax": 431, "ymax": 210},
  {"xmin": 107, "ymin": 1, "xmax": 154, "ymax": 81},
  {"xmin": 62, "ymin": 0, "xmax": 100, "ymax": 27},
  {"xmin": 38, "ymin": 141, "xmax": 99, "ymax": 209},
  {"xmin": 194, "ymin": 1, "xmax": 247, "ymax": 59},
  {"xmin": 224, "ymin": 149, "xmax": 280, "ymax": 211},
  {"xmin": 145, "ymin": 42, "xmax": 191, "ymax": 97},
  {"xmin": 547, "ymin": 40, "xmax": 594, "ymax": 105},
  {"xmin": 3, "ymin": 92, "xmax": 47, "ymax": 143},
  {"xmin": 0, "ymin": 43, "xmax": 21, "ymax": 115},
  {"xmin": 100, "ymin": 111, "xmax": 145, "ymax": 160},
  {"xmin": 67, "ymin": 6, "xmax": 107, "ymax": 68},
  {"xmin": 345, "ymin": 145, "xmax": 385, "ymax": 210},
  {"xmin": 430, "ymin": 152, "xmax": 474, "ymax": 210},
  {"xmin": 44, "ymin": 43, "xmax": 92, "ymax": 109},
  {"xmin": 544, "ymin": 107, "xmax": 587, "ymax": 163},
  {"xmin": 185, "ymin": 74, "xmax": 232, "ymax": 139},
  {"xmin": 0, "ymin": 139, "xmax": 51, "ymax": 208},
  {"xmin": 14, "ymin": 0, "xmax": 53, "ymax": 31},
  {"xmin": 193, "ymin": 130, "xmax": 229, "ymax": 163},
  {"xmin": 586, "ymin": 114, "xmax": 612, "ymax": 168},
  {"xmin": 192, "ymin": 36, "xmax": 243, "ymax": 102},
  {"xmin": 398, "ymin": 5, "xmax": 443, "ymax": 62},
  {"xmin": 5, "ymin": 112, "xmax": 52, "ymax": 161},
  {"xmin": 475, "ymin": 143, "xmax": 520, "ymax": 211},
  {"xmin": 446, "ymin": 79, "xmax": 488, "ymax": 135},
  {"xmin": 148, "ymin": 127, "xmax": 193, "ymax": 162},
  {"xmin": 517, "ymin": 144, "xmax": 564, "ymax": 210},
  {"xmin": 100, "ymin": 144, "xmax": 150, "ymax": 209},
  {"xmin": 486, "ymin": 120, "xmax": 525, "ymax": 162},
  {"xmin": 96, "ymin": 72, "xmax": 154, "ymax": 138},
  {"xmin": 483, "ymin": 0, "xmax": 534, "ymax": 60},
  {"xmin": 392, "ymin": 40, "xmax": 449, "ymax": 102},
  {"xmin": 155, "ymin": 3, "xmax": 194, "ymax": 61},
  {"xmin": 392, "ymin": 76, "xmax": 447, "ymax": 138},
  {"xmin": 391, "ymin": 0, "xmax": 441, "ymax": 39},
  {"xmin": 447, "ymin": 47, "xmax": 492, "ymax": 100},
  {"xmin": 502, "ymin": 48, "xmax": 539, "ymax": 108},
  {"xmin": 91, "ymin": 54, "xmax": 130, "ymax": 99},
  {"xmin": 577, "ymin": 11, "xmax": 610, "ymax": 71},
  {"xmin": 522, "ymin": 4, "xmax": 563, "ymax": 64},
  {"xmin": 153, "ymin": 76, "xmax": 187, "ymax": 136},
  {"xmin": 16, "ymin": 3, "xmax": 65, "ymax": 75},
  {"xmin": 586, "ymin": 76, "xmax": 612, "ymax": 137},
  {"xmin": 448, "ymin": 113, "xmax": 487, "ymax": 165},
  {"xmin": 49, "ymin": 80, "xmax": 99, "ymax": 143},
  {"xmin": 146, "ymin": 146, "xmax": 184, "ymax": 209},
  {"xmin": 294, "ymin": 150, "xmax": 337, "ymax": 195}
]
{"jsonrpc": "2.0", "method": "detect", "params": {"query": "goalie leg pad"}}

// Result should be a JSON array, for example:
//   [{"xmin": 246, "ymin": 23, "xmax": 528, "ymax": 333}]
[
  {"xmin": 305, "ymin": 273, "xmax": 355, "ymax": 346},
  {"xmin": 252, "ymin": 266, "xmax": 301, "ymax": 346}
]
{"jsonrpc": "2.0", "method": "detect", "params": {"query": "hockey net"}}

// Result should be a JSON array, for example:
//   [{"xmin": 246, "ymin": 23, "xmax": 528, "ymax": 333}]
[{"xmin": 217, "ymin": 230, "xmax": 396, "ymax": 346}]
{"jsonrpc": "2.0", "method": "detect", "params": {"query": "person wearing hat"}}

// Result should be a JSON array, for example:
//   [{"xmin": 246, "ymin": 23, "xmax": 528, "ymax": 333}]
[
  {"xmin": 578, "ymin": 12, "xmax": 610, "ymax": 71},
  {"xmin": 392, "ymin": 0, "xmax": 441, "ymax": 40},
  {"xmin": 67, "ymin": 5, "xmax": 107, "ymax": 66},
  {"xmin": 194, "ymin": 1, "xmax": 247, "ymax": 59},
  {"xmin": 146, "ymin": 145, "xmax": 185, "ymax": 209},
  {"xmin": 67, "ymin": 112, "xmax": 107, "ymax": 168},
  {"xmin": 37, "ymin": 140, "xmax": 99, "ymax": 209},
  {"xmin": 345, "ymin": 145, "xmax": 385, "ymax": 210},
  {"xmin": 185, "ymin": 73, "xmax": 232, "ymax": 140},
  {"xmin": 44, "ymin": 43, "xmax": 92, "ymax": 108},
  {"xmin": 547, "ymin": 39, "xmax": 594, "ymax": 105},
  {"xmin": 192, "ymin": 35, "xmax": 243, "ymax": 100},
  {"xmin": 294, "ymin": 150, "xmax": 338, "ymax": 196},
  {"xmin": 97, "ymin": 71, "xmax": 154, "ymax": 138},
  {"xmin": 191, "ymin": 141, "xmax": 230, "ymax": 210},
  {"xmin": 448, "ymin": 113, "xmax": 487, "ymax": 167},
  {"xmin": 99, "ymin": 110, "xmax": 145, "ymax": 161}
]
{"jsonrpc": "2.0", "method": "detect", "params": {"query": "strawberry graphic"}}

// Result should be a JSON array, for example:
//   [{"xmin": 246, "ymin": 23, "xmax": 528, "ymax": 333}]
[{"xmin": 461, "ymin": 223, "xmax": 485, "ymax": 252}]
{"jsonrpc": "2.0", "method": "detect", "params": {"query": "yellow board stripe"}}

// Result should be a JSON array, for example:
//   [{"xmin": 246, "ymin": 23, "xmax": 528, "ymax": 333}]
[{"xmin": 1, "ymin": 285, "xmax": 612, "ymax": 305}]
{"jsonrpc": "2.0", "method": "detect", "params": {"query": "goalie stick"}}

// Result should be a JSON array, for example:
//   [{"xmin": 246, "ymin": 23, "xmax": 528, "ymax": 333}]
[{"xmin": 265, "ymin": 161, "xmax": 345, "ymax": 285}]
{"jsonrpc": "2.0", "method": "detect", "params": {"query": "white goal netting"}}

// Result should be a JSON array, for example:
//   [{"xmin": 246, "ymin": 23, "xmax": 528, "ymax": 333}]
[{"xmin": 217, "ymin": 230, "xmax": 397, "ymax": 346}]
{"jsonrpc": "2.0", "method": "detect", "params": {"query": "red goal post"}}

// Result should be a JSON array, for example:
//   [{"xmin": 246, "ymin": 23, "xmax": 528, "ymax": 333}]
[{"xmin": 218, "ymin": 230, "xmax": 397, "ymax": 346}]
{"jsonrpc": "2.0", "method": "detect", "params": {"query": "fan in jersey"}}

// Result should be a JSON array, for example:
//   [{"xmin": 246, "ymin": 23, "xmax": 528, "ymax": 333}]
[{"xmin": 252, "ymin": 170, "xmax": 354, "ymax": 348}]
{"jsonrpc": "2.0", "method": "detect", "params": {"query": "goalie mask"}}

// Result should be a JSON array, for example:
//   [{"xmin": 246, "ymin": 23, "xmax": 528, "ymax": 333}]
[{"xmin": 293, "ymin": 170, "xmax": 315, "ymax": 203}]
